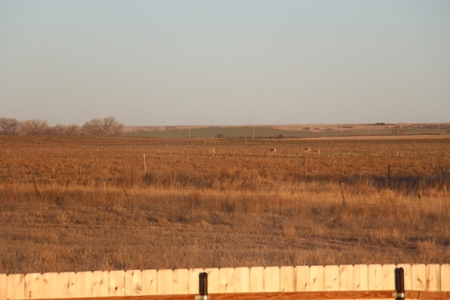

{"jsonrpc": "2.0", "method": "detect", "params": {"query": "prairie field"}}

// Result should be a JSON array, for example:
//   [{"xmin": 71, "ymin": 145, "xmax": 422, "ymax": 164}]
[{"xmin": 0, "ymin": 135, "xmax": 450, "ymax": 275}]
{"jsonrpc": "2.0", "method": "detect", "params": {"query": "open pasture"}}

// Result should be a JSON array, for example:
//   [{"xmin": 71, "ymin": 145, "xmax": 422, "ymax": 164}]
[
  {"xmin": 0, "ymin": 136, "xmax": 449, "ymax": 274},
  {"xmin": 126, "ymin": 123, "xmax": 450, "ymax": 138}
]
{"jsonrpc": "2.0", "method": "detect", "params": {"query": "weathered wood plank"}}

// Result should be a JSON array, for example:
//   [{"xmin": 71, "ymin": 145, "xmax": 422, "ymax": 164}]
[
  {"xmin": 396, "ymin": 264, "xmax": 411, "ymax": 291},
  {"xmin": 294, "ymin": 266, "xmax": 310, "ymax": 292},
  {"xmin": 338, "ymin": 265, "xmax": 353, "ymax": 291},
  {"xmin": 205, "ymin": 268, "xmax": 220, "ymax": 294},
  {"xmin": 309, "ymin": 266, "xmax": 324, "ymax": 292},
  {"xmin": 249, "ymin": 267, "xmax": 264, "ymax": 292},
  {"xmin": 108, "ymin": 270, "xmax": 125, "ymax": 296},
  {"xmin": 0, "ymin": 274, "xmax": 7, "ymax": 300},
  {"xmin": 157, "ymin": 269, "xmax": 173, "ymax": 295},
  {"xmin": 426, "ymin": 264, "xmax": 440, "ymax": 291},
  {"xmin": 141, "ymin": 270, "xmax": 157, "ymax": 295},
  {"xmin": 264, "ymin": 267, "xmax": 280, "ymax": 292},
  {"xmin": 411, "ymin": 264, "xmax": 427, "ymax": 291},
  {"xmin": 59, "ymin": 272, "xmax": 76, "ymax": 298},
  {"xmin": 219, "ymin": 268, "xmax": 235, "ymax": 293},
  {"xmin": 324, "ymin": 265, "xmax": 339, "ymax": 291},
  {"xmin": 368, "ymin": 264, "xmax": 382, "ymax": 291},
  {"xmin": 75, "ymin": 271, "xmax": 92, "ymax": 297},
  {"xmin": 25, "ymin": 273, "xmax": 42, "ymax": 299},
  {"xmin": 353, "ymin": 265, "xmax": 368, "ymax": 291},
  {"xmin": 7, "ymin": 274, "xmax": 25, "ymax": 300},
  {"xmin": 91, "ymin": 271, "xmax": 108, "ymax": 297},
  {"xmin": 188, "ymin": 268, "xmax": 204, "ymax": 295},
  {"xmin": 381, "ymin": 264, "xmax": 396, "ymax": 290},
  {"xmin": 172, "ymin": 269, "xmax": 189, "ymax": 295},
  {"xmin": 125, "ymin": 270, "xmax": 142, "ymax": 296},
  {"xmin": 280, "ymin": 266, "xmax": 294, "ymax": 292},
  {"xmin": 441, "ymin": 264, "xmax": 450, "ymax": 291},
  {"xmin": 234, "ymin": 267, "xmax": 249, "ymax": 293}
]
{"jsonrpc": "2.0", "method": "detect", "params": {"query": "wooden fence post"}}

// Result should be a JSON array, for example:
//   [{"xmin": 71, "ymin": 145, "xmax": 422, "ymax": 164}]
[
  {"xmin": 143, "ymin": 153, "xmax": 147, "ymax": 174},
  {"xmin": 445, "ymin": 185, "xmax": 448, "ymax": 218},
  {"xmin": 341, "ymin": 183, "xmax": 346, "ymax": 207},
  {"xmin": 304, "ymin": 158, "xmax": 307, "ymax": 177},
  {"xmin": 387, "ymin": 165, "xmax": 391, "ymax": 188}
]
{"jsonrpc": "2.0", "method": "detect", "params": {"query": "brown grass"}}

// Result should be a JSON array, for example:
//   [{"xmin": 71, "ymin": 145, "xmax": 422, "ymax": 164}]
[{"xmin": 0, "ymin": 136, "xmax": 449, "ymax": 274}]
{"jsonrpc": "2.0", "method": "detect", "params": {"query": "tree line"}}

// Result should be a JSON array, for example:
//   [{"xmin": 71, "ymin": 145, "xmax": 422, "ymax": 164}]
[{"xmin": 0, "ymin": 117, "xmax": 124, "ymax": 136}]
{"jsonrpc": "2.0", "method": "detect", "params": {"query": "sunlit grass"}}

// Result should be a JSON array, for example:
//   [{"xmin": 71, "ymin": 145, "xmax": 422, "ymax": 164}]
[{"xmin": 0, "ymin": 136, "xmax": 449, "ymax": 274}]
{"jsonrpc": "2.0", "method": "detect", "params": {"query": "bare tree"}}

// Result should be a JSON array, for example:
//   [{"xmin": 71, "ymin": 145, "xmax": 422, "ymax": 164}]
[
  {"xmin": 102, "ymin": 116, "xmax": 124, "ymax": 136},
  {"xmin": 81, "ymin": 117, "xmax": 124, "ymax": 136},
  {"xmin": 54, "ymin": 124, "xmax": 80, "ymax": 136},
  {"xmin": 19, "ymin": 119, "xmax": 48, "ymax": 135},
  {"xmin": 81, "ymin": 118, "xmax": 104, "ymax": 136},
  {"xmin": 65, "ymin": 124, "xmax": 81, "ymax": 136},
  {"xmin": 0, "ymin": 117, "xmax": 19, "ymax": 135}
]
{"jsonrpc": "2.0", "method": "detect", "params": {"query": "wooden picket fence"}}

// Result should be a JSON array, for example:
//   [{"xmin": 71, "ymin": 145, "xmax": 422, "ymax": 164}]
[{"xmin": 1, "ymin": 264, "xmax": 449, "ymax": 300}]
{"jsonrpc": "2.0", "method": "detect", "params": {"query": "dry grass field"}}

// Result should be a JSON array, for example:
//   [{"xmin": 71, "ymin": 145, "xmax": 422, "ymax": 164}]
[{"xmin": 0, "ymin": 135, "xmax": 450, "ymax": 275}]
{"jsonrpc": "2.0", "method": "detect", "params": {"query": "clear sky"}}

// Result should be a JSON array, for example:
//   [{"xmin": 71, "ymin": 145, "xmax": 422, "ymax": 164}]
[{"xmin": 1, "ymin": 1, "xmax": 449, "ymax": 126}]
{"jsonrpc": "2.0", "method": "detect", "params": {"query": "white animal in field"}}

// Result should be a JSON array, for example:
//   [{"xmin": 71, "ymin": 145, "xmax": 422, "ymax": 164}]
[
  {"xmin": 302, "ymin": 147, "xmax": 311, "ymax": 153},
  {"xmin": 269, "ymin": 148, "xmax": 277, "ymax": 153},
  {"xmin": 312, "ymin": 149, "xmax": 320, "ymax": 154}
]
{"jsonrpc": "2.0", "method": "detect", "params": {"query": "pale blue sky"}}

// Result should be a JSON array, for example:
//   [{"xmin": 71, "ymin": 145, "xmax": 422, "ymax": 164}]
[{"xmin": 1, "ymin": 1, "xmax": 449, "ymax": 126}]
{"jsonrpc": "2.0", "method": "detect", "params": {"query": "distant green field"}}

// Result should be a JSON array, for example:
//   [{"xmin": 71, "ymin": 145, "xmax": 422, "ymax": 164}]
[{"xmin": 125, "ymin": 126, "xmax": 446, "ymax": 138}]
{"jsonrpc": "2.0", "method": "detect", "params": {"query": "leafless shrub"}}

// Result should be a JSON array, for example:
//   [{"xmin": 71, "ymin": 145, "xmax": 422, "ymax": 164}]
[
  {"xmin": 0, "ymin": 117, "xmax": 19, "ymax": 135},
  {"xmin": 54, "ymin": 124, "xmax": 80, "ymax": 136},
  {"xmin": 19, "ymin": 119, "xmax": 48, "ymax": 135},
  {"xmin": 82, "ymin": 116, "xmax": 123, "ymax": 136}
]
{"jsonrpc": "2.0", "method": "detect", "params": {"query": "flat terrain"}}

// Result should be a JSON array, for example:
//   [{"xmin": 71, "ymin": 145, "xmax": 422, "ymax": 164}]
[
  {"xmin": 0, "ymin": 135, "xmax": 449, "ymax": 274},
  {"xmin": 125, "ymin": 123, "xmax": 450, "ymax": 138}
]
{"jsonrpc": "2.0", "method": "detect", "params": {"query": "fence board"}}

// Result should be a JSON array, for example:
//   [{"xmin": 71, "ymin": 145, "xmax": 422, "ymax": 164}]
[
  {"xmin": 411, "ymin": 264, "xmax": 426, "ymax": 290},
  {"xmin": 234, "ymin": 267, "xmax": 249, "ymax": 293},
  {"xmin": 294, "ymin": 266, "xmax": 310, "ymax": 291},
  {"xmin": 157, "ymin": 269, "xmax": 173, "ymax": 295},
  {"xmin": 141, "ymin": 270, "xmax": 157, "ymax": 295},
  {"xmin": 264, "ymin": 266, "xmax": 280, "ymax": 292},
  {"xmin": 441, "ymin": 264, "xmax": 450, "ymax": 291},
  {"xmin": 91, "ymin": 271, "xmax": 108, "ymax": 297},
  {"xmin": 59, "ymin": 272, "xmax": 76, "ymax": 298},
  {"xmin": 188, "ymin": 269, "xmax": 203, "ymax": 295},
  {"xmin": 173, "ymin": 269, "xmax": 188, "ymax": 295},
  {"xmin": 0, "ymin": 274, "xmax": 7, "ymax": 300},
  {"xmin": 353, "ymin": 265, "xmax": 368, "ymax": 291},
  {"xmin": 7, "ymin": 274, "xmax": 25, "ymax": 300},
  {"xmin": 309, "ymin": 266, "xmax": 324, "ymax": 292},
  {"xmin": 75, "ymin": 271, "xmax": 93, "ymax": 297},
  {"xmin": 339, "ymin": 265, "xmax": 353, "ymax": 291},
  {"xmin": 42, "ymin": 273, "xmax": 59, "ymax": 299},
  {"xmin": 6, "ymin": 264, "xmax": 450, "ymax": 298},
  {"xmin": 25, "ymin": 273, "xmax": 42, "ymax": 299},
  {"xmin": 324, "ymin": 265, "xmax": 339, "ymax": 291},
  {"xmin": 249, "ymin": 267, "xmax": 264, "ymax": 292},
  {"xmin": 125, "ymin": 270, "xmax": 142, "ymax": 296},
  {"xmin": 396, "ymin": 264, "xmax": 411, "ymax": 291},
  {"xmin": 426, "ymin": 264, "xmax": 440, "ymax": 291},
  {"xmin": 219, "ymin": 268, "xmax": 235, "ymax": 293},
  {"xmin": 368, "ymin": 264, "xmax": 382, "ymax": 291},
  {"xmin": 381, "ymin": 264, "xmax": 396, "ymax": 290},
  {"xmin": 109, "ymin": 270, "xmax": 125, "ymax": 296},
  {"xmin": 205, "ymin": 268, "xmax": 219, "ymax": 294},
  {"xmin": 280, "ymin": 266, "xmax": 294, "ymax": 292}
]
